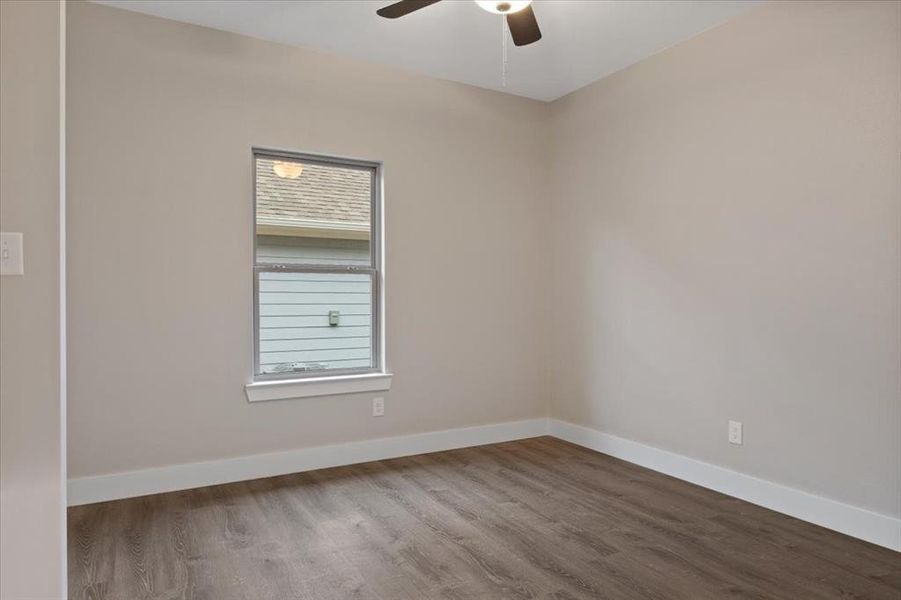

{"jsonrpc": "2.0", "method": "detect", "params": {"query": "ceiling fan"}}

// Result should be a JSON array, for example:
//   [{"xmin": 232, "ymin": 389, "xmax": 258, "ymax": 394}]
[{"xmin": 377, "ymin": 0, "xmax": 542, "ymax": 47}]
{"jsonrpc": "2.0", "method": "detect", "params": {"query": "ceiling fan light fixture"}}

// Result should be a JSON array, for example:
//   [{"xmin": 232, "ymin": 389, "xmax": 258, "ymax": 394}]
[
  {"xmin": 377, "ymin": 0, "xmax": 541, "ymax": 47},
  {"xmin": 475, "ymin": 0, "xmax": 531, "ymax": 15}
]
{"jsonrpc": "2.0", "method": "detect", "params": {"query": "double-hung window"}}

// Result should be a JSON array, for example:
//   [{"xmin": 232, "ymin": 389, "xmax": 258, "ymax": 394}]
[{"xmin": 250, "ymin": 149, "xmax": 386, "ymax": 398}]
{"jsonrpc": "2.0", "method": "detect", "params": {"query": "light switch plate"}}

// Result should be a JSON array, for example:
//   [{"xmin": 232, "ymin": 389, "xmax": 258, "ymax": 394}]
[{"xmin": 0, "ymin": 232, "xmax": 24, "ymax": 275}]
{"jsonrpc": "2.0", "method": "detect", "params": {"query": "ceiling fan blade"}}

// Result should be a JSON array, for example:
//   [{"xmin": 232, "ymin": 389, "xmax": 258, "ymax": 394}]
[
  {"xmin": 506, "ymin": 5, "xmax": 542, "ymax": 46},
  {"xmin": 376, "ymin": 0, "xmax": 442, "ymax": 19}
]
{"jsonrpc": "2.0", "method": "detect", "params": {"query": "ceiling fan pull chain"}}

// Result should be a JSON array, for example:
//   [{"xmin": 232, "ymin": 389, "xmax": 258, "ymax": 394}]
[{"xmin": 501, "ymin": 15, "xmax": 508, "ymax": 87}]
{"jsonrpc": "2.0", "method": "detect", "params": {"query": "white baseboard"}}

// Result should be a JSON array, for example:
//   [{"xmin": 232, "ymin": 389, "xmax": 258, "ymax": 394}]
[
  {"xmin": 67, "ymin": 418, "xmax": 548, "ymax": 507},
  {"xmin": 67, "ymin": 416, "xmax": 900, "ymax": 552},
  {"xmin": 549, "ymin": 419, "xmax": 901, "ymax": 552}
]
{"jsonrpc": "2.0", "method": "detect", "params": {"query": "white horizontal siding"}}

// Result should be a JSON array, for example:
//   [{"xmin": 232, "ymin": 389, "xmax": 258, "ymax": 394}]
[
  {"xmin": 260, "ymin": 337, "xmax": 370, "ymax": 352},
  {"xmin": 259, "ymin": 326, "xmax": 371, "ymax": 341},
  {"xmin": 256, "ymin": 235, "xmax": 369, "ymax": 266},
  {"xmin": 260, "ymin": 279, "xmax": 370, "ymax": 293},
  {"xmin": 259, "ymin": 304, "xmax": 370, "ymax": 317},
  {"xmin": 260, "ymin": 314, "xmax": 371, "ymax": 328},
  {"xmin": 260, "ymin": 292, "xmax": 370, "ymax": 305},
  {"xmin": 263, "ymin": 347, "xmax": 371, "ymax": 362},
  {"xmin": 257, "ymin": 238, "xmax": 372, "ymax": 373}
]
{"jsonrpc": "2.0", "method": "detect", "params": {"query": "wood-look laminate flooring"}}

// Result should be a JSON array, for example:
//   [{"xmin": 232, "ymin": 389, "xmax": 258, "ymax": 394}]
[{"xmin": 68, "ymin": 437, "xmax": 901, "ymax": 600}]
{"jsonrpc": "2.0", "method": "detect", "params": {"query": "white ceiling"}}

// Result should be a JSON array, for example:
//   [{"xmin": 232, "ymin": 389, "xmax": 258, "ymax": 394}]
[{"xmin": 93, "ymin": 0, "xmax": 762, "ymax": 102}]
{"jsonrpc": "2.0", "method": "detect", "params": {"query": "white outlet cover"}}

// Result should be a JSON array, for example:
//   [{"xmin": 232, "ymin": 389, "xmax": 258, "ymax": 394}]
[
  {"xmin": 0, "ymin": 232, "xmax": 24, "ymax": 276},
  {"xmin": 372, "ymin": 397, "xmax": 385, "ymax": 417},
  {"xmin": 728, "ymin": 420, "xmax": 743, "ymax": 445}
]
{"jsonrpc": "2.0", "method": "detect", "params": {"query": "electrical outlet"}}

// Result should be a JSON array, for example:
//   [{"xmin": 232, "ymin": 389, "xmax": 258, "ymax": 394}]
[
  {"xmin": 372, "ymin": 397, "xmax": 385, "ymax": 417},
  {"xmin": 728, "ymin": 420, "xmax": 743, "ymax": 445}
]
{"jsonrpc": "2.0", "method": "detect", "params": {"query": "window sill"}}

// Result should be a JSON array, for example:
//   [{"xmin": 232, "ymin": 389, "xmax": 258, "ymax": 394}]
[{"xmin": 244, "ymin": 372, "xmax": 393, "ymax": 403}]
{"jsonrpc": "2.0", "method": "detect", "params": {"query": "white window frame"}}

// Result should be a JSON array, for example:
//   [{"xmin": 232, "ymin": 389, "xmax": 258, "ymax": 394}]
[{"xmin": 245, "ymin": 148, "xmax": 390, "ymax": 401}]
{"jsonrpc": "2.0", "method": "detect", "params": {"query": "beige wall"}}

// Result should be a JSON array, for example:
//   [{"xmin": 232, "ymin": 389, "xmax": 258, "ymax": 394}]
[
  {"xmin": 0, "ymin": 1, "xmax": 65, "ymax": 597},
  {"xmin": 66, "ymin": 1, "xmax": 550, "ymax": 479},
  {"xmin": 68, "ymin": 0, "xmax": 900, "ymax": 525},
  {"xmin": 548, "ymin": 0, "xmax": 900, "ymax": 517}
]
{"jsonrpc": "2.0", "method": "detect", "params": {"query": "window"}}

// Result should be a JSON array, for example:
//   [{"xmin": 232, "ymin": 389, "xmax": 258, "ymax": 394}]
[{"xmin": 252, "ymin": 149, "xmax": 383, "ymax": 384}]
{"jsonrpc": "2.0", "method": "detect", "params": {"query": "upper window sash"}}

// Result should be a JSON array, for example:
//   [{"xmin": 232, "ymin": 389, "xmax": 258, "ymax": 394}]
[{"xmin": 253, "ymin": 149, "xmax": 379, "ymax": 271}]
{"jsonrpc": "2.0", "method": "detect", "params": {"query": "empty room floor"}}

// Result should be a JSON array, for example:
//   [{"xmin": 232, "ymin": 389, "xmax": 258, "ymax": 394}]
[{"xmin": 68, "ymin": 437, "xmax": 901, "ymax": 600}]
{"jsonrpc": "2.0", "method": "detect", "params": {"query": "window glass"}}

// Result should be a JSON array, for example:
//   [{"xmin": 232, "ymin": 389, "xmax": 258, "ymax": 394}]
[
  {"xmin": 254, "ymin": 152, "xmax": 379, "ymax": 379},
  {"xmin": 257, "ymin": 271, "xmax": 373, "ymax": 375},
  {"xmin": 255, "ymin": 156, "xmax": 371, "ymax": 266}
]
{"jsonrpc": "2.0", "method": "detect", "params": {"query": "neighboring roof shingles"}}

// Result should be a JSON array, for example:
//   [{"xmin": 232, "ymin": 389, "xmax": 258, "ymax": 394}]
[{"xmin": 256, "ymin": 158, "xmax": 370, "ymax": 230}]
